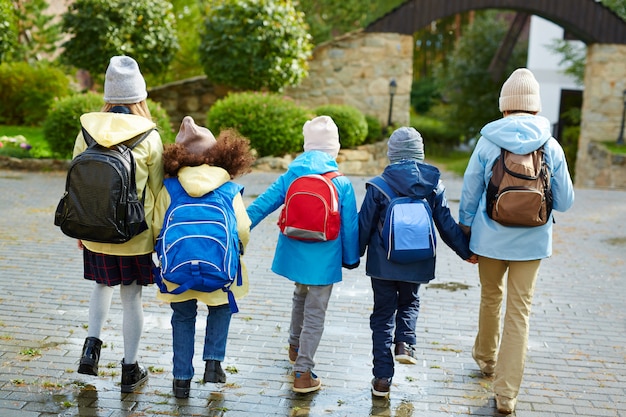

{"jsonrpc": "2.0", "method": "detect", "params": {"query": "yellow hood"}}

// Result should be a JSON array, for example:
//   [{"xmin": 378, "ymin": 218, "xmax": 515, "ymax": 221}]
[
  {"xmin": 177, "ymin": 165, "xmax": 231, "ymax": 197},
  {"xmin": 80, "ymin": 112, "xmax": 156, "ymax": 147}
]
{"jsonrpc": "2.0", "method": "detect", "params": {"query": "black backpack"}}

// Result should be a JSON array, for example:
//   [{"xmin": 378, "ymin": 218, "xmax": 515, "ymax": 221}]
[{"xmin": 54, "ymin": 126, "xmax": 154, "ymax": 243}]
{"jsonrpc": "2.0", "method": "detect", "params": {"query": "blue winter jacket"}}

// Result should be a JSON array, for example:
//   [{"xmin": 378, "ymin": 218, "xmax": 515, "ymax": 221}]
[
  {"xmin": 459, "ymin": 114, "xmax": 575, "ymax": 260},
  {"xmin": 246, "ymin": 151, "xmax": 360, "ymax": 286},
  {"xmin": 358, "ymin": 160, "xmax": 472, "ymax": 283}
]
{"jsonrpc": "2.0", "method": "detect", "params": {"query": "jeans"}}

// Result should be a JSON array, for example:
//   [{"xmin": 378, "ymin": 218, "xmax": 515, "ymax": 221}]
[
  {"xmin": 170, "ymin": 300, "xmax": 232, "ymax": 380},
  {"xmin": 473, "ymin": 256, "xmax": 540, "ymax": 398},
  {"xmin": 288, "ymin": 283, "xmax": 333, "ymax": 373},
  {"xmin": 370, "ymin": 277, "xmax": 420, "ymax": 379}
]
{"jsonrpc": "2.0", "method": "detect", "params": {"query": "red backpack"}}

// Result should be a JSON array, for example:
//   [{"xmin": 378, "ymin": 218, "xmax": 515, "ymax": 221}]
[{"xmin": 278, "ymin": 171, "xmax": 342, "ymax": 241}]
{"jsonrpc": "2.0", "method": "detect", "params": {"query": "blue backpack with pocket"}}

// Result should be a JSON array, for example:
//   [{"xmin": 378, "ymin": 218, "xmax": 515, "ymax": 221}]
[
  {"xmin": 367, "ymin": 176, "xmax": 436, "ymax": 264},
  {"xmin": 154, "ymin": 178, "xmax": 243, "ymax": 313}
]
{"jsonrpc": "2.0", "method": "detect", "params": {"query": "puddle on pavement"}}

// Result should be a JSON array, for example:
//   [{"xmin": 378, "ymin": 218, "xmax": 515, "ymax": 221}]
[{"xmin": 427, "ymin": 282, "xmax": 471, "ymax": 291}]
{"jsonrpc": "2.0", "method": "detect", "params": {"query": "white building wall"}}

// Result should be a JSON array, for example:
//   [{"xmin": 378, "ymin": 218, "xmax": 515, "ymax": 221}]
[{"xmin": 527, "ymin": 16, "xmax": 585, "ymax": 129}]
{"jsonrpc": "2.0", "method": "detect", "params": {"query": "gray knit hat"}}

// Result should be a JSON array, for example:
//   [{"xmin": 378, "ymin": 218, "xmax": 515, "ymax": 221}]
[
  {"xmin": 103, "ymin": 56, "xmax": 147, "ymax": 104},
  {"xmin": 499, "ymin": 68, "xmax": 542, "ymax": 113},
  {"xmin": 175, "ymin": 116, "xmax": 216, "ymax": 154},
  {"xmin": 387, "ymin": 127, "xmax": 424, "ymax": 163}
]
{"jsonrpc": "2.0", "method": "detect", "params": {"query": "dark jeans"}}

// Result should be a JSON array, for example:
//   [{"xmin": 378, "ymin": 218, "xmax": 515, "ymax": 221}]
[{"xmin": 370, "ymin": 277, "xmax": 420, "ymax": 379}]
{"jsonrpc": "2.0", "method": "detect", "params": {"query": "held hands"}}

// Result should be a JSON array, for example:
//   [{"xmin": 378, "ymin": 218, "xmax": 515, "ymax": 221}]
[
  {"xmin": 465, "ymin": 254, "xmax": 478, "ymax": 264},
  {"xmin": 77, "ymin": 240, "xmax": 84, "ymax": 250}
]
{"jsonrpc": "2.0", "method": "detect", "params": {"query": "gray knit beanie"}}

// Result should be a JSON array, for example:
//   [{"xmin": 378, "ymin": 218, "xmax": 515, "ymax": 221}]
[
  {"xmin": 387, "ymin": 127, "xmax": 424, "ymax": 163},
  {"xmin": 103, "ymin": 56, "xmax": 147, "ymax": 104},
  {"xmin": 499, "ymin": 68, "xmax": 542, "ymax": 113}
]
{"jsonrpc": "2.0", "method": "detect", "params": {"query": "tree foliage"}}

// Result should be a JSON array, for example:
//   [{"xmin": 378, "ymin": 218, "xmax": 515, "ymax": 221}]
[
  {"xmin": 11, "ymin": 0, "xmax": 62, "ymax": 64},
  {"xmin": 435, "ymin": 11, "xmax": 527, "ymax": 139},
  {"xmin": 61, "ymin": 0, "xmax": 178, "ymax": 78},
  {"xmin": 199, "ymin": 0, "xmax": 313, "ymax": 92},
  {"xmin": 0, "ymin": 0, "xmax": 16, "ymax": 63}
]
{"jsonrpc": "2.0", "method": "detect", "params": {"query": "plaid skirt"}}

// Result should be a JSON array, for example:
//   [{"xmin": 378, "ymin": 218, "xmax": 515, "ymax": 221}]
[{"xmin": 83, "ymin": 248, "xmax": 154, "ymax": 286}]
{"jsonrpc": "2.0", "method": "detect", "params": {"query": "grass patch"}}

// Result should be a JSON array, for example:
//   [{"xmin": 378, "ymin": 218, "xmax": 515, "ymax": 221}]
[
  {"xmin": 603, "ymin": 141, "xmax": 626, "ymax": 155},
  {"xmin": 427, "ymin": 150, "xmax": 470, "ymax": 177},
  {"xmin": 0, "ymin": 125, "xmax": 52, "ymax": 158}
]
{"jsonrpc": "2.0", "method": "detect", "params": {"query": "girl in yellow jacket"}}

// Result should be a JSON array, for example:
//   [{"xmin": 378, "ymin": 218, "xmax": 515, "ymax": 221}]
[
  {"xmin": 152, "ymin": 116, "xmax": 254, "ymax": 399},
  {"xmin": 74, "ymin": 56, "xmax": 164, "ymax": 394}
]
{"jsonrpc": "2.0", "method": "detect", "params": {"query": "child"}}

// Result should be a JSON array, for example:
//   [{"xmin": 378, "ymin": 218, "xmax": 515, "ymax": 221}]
[
  {"xmin": 75, "ymin": 56, "xmax": 164, "ymax": 393},
  {"xmin": 358, "ymin": 126, "xmax": 476, "ymax": 398},
  {"xmin": 246, "ymin": 115, "xmax": 360, "ymax": 393},
  {"xmin": 152, "ymin": 116, "xmax": 254, "ymax": 399}
]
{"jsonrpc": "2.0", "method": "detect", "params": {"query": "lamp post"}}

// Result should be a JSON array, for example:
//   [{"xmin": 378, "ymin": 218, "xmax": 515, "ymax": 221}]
[
  {"xmin": 617, "ymin": 89, "xmax": 626, "ymax": 146},
  {"xmin": 387, "ymin": 78, "xmax": 397, "ymax": 129}
]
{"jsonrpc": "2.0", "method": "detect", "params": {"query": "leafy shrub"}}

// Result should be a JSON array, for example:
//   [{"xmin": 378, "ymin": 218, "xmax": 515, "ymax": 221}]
[
  {"xmin": 410, "ymin": 113, "xmax": 462, "ymax": 156},
  {"xmin": 0, "ymin": 62, "xmax": 71, "ymax": 126},
  {"xmin": 0, "ymin": 0, "xmax": 17, "ymax": 63},
  {"xmin": 313, "ymin": 104, "xmax": 368, "ymax": 149},
  {"xmin": 207, "ymin": 92, "xmax": 311, "ymax": 157},
  {"xmin": 410, "ymin": 77, "xmax": 440, "ymax": 114},
  {"xmin": 199, "ymin": 0, "xmax": 312, "ymax": 92},
  {"xmin": 43, "ymin": 92, "xmax": 173, "ymax": 159},
  {"xmin": 364, "ymin": 114, "xmax": 383, "ymax": 144}
]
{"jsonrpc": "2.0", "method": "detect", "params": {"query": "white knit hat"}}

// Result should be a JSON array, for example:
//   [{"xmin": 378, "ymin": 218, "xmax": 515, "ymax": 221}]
[
  {"xmin": 303, "ymin": 115, "xmax": 340, "ymax": 158},
  {"xmin": 175, "ymin": 116, "xmax": 216, "ymax": 154},
  {"xmin": 103, "ymin": 56, "xmax": 147, "ymax": 104},
  {"xmin": 499, "ymin": 68, "xmax": 542, "ymax": 113}
]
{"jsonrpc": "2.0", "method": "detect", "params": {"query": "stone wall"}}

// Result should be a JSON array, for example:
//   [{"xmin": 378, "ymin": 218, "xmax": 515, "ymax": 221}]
[
  {"xmin": 575, "ymin": 44, "xmax": 626, "ymax": 189},
  {"xmin": 148, "ymin": 31, "xmax": 413, "ymax": 131}
]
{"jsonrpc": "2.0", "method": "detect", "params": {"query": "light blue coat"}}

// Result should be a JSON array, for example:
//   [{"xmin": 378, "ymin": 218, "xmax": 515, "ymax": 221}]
[
  {"xmin": 246, "ymin": 151, "xmax": 360, "ymax": 285},
  {"xmin": 459, "ymin": 114, "xmax": 575, "ymax": 261}
]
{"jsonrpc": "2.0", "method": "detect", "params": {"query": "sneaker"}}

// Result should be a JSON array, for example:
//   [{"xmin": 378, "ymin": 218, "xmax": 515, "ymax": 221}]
[
  {"xmin": 173, "ymin": 379, "xmax": 191, "ymax": 399},
  {"xmin": 472, "ymin": 347, "xmax": 495, "ymax": 377},
  {"xmin": 371, "ymin": 377, "xmax": 391, "ymax": 398},
  {"xmin": 394, "ymin": 342, "xmax": 418, "ymax": 364},
  {"xmin": 288, "ymin": 344, "xmax": 298, "ymax": 364},
  {"xmin": 495, "ymin": 394, "xmax": 516, "ymax": 414},
  {"xmin": 293, "ymin": 370, "xmax": 321, "ymax": 393}
]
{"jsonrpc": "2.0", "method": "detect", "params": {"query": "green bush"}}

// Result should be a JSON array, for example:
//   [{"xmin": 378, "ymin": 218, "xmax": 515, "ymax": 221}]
[
  {"xmin": 313, "ymin": 104, "xmax": 368, "ymax": 149},
  {"xmin": 410, "ymin": 112, "xmax": 462, "ymax": 156},
  {"xmin": 43, "ymin": 92, "xmax": 173, "ymax": 159},
  {"xmin": 207, "ymin": 92, "xmax": 311, "ymax": 157},
  {"xmin": 364, "ymin": 114, "xmax": 384, "ymax": 144},
  {"xmin": 0, "ymin": 62, "xmax": 71, "ymax": 126}
]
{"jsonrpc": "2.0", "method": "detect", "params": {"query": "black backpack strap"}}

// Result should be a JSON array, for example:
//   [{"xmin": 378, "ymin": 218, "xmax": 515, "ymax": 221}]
[
  {"xmin": 80, "ymin": 126, "xmax": 97, "ymax": 148},
  {"xmin": 125, "ymin": 128, "xmax": 155, "ymax": 150}
]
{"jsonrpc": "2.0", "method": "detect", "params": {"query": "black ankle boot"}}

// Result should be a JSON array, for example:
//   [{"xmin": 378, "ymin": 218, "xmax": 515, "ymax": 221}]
[
  {"xmin": 173, "ymin": 378, "xmax": 191, "ymax": 398},
  {"xmin": 78, "ymin": 337, "xmax": 102, "ymax": 376},
  {"xmin": 120, "ymin": 359, "xmax": 148, "ymax": 393},
  {"xmin": 203, "ymin": 360, "xmax": 226, "ymax": 383}
]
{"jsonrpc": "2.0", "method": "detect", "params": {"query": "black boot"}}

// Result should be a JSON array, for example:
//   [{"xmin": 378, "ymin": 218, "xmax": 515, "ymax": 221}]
[
  {"xmin": 120, "ymin": 359, "xmax": 149, "ymax": 393},
  {"xmin": 173, "ymin": 379, "xmax": 191, "ymax": 398},
  {"xmin": 78, "ymin": 337, "xmax": 102, "ymax": 376},
  {"xmin": 203, "ymin": 360, "xmax": 226, "ymax": 383}
]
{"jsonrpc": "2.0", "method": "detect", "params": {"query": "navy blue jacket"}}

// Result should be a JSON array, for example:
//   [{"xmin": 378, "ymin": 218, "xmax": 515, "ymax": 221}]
[{"xmin": 358, "ymin": 160, "xmax": 471, "ymax": 283}]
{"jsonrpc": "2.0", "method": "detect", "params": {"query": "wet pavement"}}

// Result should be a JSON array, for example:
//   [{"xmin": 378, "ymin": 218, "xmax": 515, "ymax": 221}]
[{"xmin": 0, "ymin": 168, "xmax": 625, "ymax": 417}]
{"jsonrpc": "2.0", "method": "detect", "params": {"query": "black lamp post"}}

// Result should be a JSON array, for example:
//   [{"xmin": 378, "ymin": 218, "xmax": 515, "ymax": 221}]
[
  {"xmin": 387, "ymin": 78, "xmax": 397, "ymax": 129},
  {"xmin": 617, "ymin": 89, "xmax": 626, "ymax": 145}
]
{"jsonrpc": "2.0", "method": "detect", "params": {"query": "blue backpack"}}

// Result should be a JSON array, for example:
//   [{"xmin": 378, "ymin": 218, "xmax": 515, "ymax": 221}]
[
  {"xmin": 155, "ymin": 178, "xmax": 243, "ymax": 313},
  {"xmin": 367, "ymin": 176, "xmax": 436, "ymax": 264}
]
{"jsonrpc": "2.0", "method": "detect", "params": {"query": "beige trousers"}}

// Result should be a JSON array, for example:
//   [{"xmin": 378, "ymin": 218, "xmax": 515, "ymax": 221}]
[{"xmin": 473, "ymin": 256, "xmax": 541, "ymax": 398}]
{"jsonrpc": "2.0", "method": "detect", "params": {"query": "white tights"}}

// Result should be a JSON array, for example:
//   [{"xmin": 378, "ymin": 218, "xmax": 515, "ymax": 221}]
[{"xmin": 87, "ymin": 283, "xmax": 144, "ymax": 364}]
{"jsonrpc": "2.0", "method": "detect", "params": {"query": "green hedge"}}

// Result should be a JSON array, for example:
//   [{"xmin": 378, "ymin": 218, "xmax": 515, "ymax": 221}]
[
  {"xmin": 313, "ymin": 104, "xmax": 368, "ymax": 149},
  {"xmin": 207, "ymin": 92, "xmax": 311, "ymax": 157}
]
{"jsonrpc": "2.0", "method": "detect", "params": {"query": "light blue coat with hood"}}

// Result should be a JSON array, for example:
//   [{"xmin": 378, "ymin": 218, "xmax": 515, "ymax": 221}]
[
  {"xmin": 459, "ymin": 114, "xmax": 575, "ymax": 260},
  {"xmin": 246, "ymin": 151, "xmax": 360, "ymax": 286}
]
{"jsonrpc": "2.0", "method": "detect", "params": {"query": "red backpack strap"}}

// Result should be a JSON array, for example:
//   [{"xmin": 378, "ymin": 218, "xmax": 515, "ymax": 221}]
[{"xmin": 322, "ymin": 171, "xmax": 343, "ymax": 180}]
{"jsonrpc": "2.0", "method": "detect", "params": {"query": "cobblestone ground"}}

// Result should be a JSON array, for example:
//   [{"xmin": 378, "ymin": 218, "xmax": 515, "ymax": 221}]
[{"xmin": 0, "ymin": 169, "xmax": 624, "ymax": 417}]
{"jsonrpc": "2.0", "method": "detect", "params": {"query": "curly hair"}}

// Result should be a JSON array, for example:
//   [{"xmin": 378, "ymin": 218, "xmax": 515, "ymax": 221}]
[{"xmin": 163, "ymin": 128, "xmax": 255, "ymax": 178}]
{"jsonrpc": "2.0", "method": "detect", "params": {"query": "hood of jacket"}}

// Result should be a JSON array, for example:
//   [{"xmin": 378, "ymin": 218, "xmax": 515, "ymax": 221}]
[
  {"xmin": 80, "ymin": 112, "xmax": 156, "ymax": 147},
  {"xmin": 176, "ymin": 165, "xmax": 231, "ymax": 197},
  {"xmin": 381, "ymin": 160, "xmax": 440, "ymax": 199},
  {"xmin": 480, "ymin": 114, "xmax": 552, "ymax": 154},
  {"xmin": 288, "ymin": 150, "xmax": 339, "ymax": 176}
]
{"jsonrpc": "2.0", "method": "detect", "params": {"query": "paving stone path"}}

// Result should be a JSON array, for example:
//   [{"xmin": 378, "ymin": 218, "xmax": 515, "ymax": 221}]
[{"xmin": 0, "ymin": 169, "xmax": 624, "ymax": 417}]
